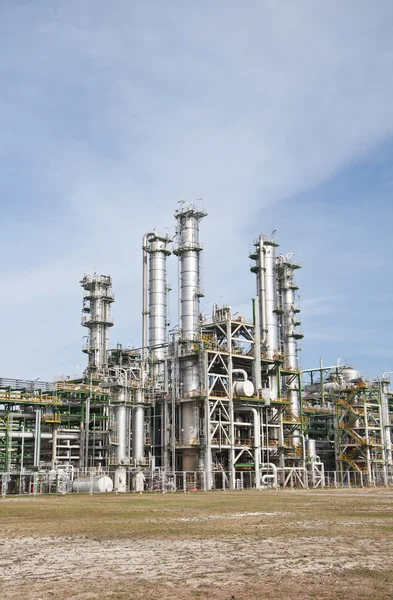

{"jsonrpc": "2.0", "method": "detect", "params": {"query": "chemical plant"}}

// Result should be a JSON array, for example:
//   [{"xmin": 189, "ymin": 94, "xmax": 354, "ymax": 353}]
[{"xmin": 0, "ymin": 203, "xmax": 392, "ymax": 494}]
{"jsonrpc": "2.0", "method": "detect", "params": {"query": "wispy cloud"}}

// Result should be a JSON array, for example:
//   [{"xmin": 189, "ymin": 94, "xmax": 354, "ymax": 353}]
[{"xmin": 1, "ymin": 1, "xmax": 393, "ymax": 378}]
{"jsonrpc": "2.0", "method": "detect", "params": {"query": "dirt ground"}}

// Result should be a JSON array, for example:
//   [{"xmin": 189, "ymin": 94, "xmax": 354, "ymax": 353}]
[{"xmin": 0, "ymin": 488, "xmax": 392, "ymax": 600}]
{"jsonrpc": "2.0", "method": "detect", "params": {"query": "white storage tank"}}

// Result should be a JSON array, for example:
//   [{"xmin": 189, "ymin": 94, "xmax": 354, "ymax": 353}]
[
  {"xmin": 307, "ymin": 439, "xmax": 317, "ymax": 460},
  {"xmin": 341, "ymin": 367, "xmax": 361, "ymax": 384},
  {"xmin": 233, "ymin": 380, "xmax": 255, "ymax": 398},
  {"xmin": 72, "ymin": 476, "xmax": 113, "ymax": 494}
]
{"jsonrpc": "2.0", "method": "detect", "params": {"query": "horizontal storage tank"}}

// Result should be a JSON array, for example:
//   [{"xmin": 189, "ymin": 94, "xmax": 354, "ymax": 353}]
[
  {"xmin": 72, "ymin": 476, "xmax": 113, "ymax": 494},
  {"xmin": 233, "ymin": 380, "xmax": 255, "ymax": 398}
]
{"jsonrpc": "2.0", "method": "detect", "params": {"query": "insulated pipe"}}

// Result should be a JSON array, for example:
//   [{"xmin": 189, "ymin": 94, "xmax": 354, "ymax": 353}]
[
  {"xmin": 253, "ymin": 297, "xmax": 263, "ymax": 395},
  {"xmin": 262, "ymin": 474, "xmax": 274, "ymax": 485},
  {"xmin": 0, "ymin": 432, "xmax": 88, "ymax": 440},
  {"xmin": 34, "ymin": 409, "xmax": 41, "ymax": 468},
  {"xmin": 235, "ymin": 407, "xmax": 261, "ymax": 488},
  {"xmin": 232, "ymin": 369, "xmax": 248, "ymax": 380},
  {"xmin": 51, "ymin": 424, "xmax": 58, "ymax": 469},
  {"xmin": 0, "ymin": 412, "xmax": 35, "ymax": 419},
  {"xmin": 132, "ymin": 404, "xmax": 145, "ymax": 465},
  {"xmin": 261, "ymin": 463, "xmax": 278, "ymax": 487},
  {"xmin": 380, "ymin": 375, "xmax": 393, "ymax": 466}
]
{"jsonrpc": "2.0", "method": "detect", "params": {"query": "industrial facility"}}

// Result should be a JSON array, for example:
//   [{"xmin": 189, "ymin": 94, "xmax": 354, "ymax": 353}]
[{"xmin": 0, "ymin": 202, "xmax": 392, "ymax": 494}]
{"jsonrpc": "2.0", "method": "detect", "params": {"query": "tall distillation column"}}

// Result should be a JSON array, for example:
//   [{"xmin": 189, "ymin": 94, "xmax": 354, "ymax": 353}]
[
  {"xmin": 174, "ymin": 203, "xmax": 207, "ymax": 471},
  {"xmin": 81, "ymin": 274, "xmax": 114, "ymax": 373},
  {"xmin": 250, "ymin": 235, "xmax": 279, "ymax": 400},
  {"xmin": 147, "ymin": 233, "xmax": 171, "ymax": 387},
  {"xmin": 137, "ymin": 232, "xmax": 171, "ymax": 467},
  {"xmin": 279, "ymin": 256, "xmax": 302, "ymax": 418},
  {"xmin": 278, "ymin": 256, "xmax": 303, "ymax": 460}
]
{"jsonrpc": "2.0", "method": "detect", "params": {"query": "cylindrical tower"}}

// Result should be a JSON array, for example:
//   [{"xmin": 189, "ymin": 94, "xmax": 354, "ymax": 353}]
[
  {"xmin": 110, "ymin": 382, "xmax": 129, "ymax": 492},
  {"xmin": 174, "ymin": 203, "xmax": 207, "ymax": 470},
  {"xmin": 278, "ymin": 256, "xmax": 303, "ymax": 417},
  {"xmin": 81, "ymin": 274, "xmax": 114, "ymax": 373},
  {"xmin": 146, "ymin": 233, "xmax": 171, "ymax": 387},
  {"xmin": 264, "ymin": 240, "xmax": 279, "ymax": 359},
  {"xmin": 174, "ymin": 203, "xmax": 207, "ymax": 344},
  {"xmin": 113, "ymin": 402, "xmax": 128, "ymax": 464},
  {"xmin": 250, "ymin": 235, "xmax": 279, "ymax": 399},
  {"xmin": 138, "ymin": 233, "xmax": 171, "ymax": 468}
]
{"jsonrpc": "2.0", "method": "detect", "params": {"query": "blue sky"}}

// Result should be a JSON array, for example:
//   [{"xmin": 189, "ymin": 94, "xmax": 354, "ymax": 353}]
[{"xmin": 1, "ymin": 1, "xmax": 393, "ymax": 381}]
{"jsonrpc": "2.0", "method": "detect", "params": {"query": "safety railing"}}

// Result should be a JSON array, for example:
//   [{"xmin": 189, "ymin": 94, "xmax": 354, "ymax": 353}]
[{"xmin": 1, "ymin": 466, "xmax": 391, "ymax": 496}]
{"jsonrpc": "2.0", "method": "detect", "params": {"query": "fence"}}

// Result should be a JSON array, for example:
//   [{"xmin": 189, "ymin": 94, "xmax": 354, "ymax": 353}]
[{"xmin": 0, "ymin": 468, "xmax": 391, "ymax": 496}]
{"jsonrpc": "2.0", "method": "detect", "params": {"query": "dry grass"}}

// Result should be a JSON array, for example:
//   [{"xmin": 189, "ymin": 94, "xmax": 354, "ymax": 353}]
[{"xmin": 0, "ymin": 488, "xmax": 392, "ymax": 599}]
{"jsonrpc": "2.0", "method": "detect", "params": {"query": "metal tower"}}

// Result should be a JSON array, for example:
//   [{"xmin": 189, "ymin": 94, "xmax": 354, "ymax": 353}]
[
  {"xmin": 174, "ymin": 202, "xmax": 207, "ymax": 470},
  {"xmin": 146, "ymin": 232, "xmax": 171, "ymax": 387},
  {"xmin": 81, "ymin": 274, "xmax": 114, "ymax": 373}
]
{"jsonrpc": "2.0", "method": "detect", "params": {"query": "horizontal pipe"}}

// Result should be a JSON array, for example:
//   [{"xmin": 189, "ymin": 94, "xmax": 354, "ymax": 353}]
[
  {"xmin": 232, "ymin": 369, "xmax": 248, "ymax": 381},
  {"xmin": 0, "ymin": 412, "xmax": 35, "ymax": 419},
  {"xmin": 0, "ymin": 432, "xmax": 104, "ymax": 441}
]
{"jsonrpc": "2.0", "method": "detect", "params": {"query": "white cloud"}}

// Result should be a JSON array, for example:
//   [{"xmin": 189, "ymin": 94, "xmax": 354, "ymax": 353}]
[{"xmin": 1, "ymin": 1, "xmax": 393, "ymax": 378}]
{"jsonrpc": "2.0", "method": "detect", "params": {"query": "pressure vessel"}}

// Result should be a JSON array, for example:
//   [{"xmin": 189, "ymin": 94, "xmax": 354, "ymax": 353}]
[
  {"xmin": 233, "ymin": 380, "xmax": 255, "ymax": 397},
  {"xmin": 72, "ymin": 476, "xmax": 113, "ymax": 493}
]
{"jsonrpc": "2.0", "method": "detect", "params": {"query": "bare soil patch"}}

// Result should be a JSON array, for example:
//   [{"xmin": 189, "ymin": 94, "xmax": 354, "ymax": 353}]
[{"xmin": 0, "ymin": 489, "xmax": 392, "ymax": 599}]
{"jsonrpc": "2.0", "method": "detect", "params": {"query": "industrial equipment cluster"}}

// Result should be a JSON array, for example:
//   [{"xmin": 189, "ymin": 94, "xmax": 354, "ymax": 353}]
[{"xmin": 1, "ymin": 202, "xmax": 392, "ymax": 494}]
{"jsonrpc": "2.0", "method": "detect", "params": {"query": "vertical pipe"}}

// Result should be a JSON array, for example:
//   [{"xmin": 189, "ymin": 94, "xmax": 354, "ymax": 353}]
[
  {"xmin": 320, "ymin": 358, "xmax": 325, "ymax": 407},
  {"xmin": 142, "ymin": 232, "xmax": 156, "ymax": 363},
  {"xmin": 364, "ymin": 403, "xmax": 372, "ymax": 484},
  {"xmin": 227, "ymin": 313, "xmax": 235, "ymax": 490},
  {"xmin": 141, "ymin": 232, "xmax": 155, "ymax": 471},
  {"xmin": 132, "ymin": 404, "xmax": 145, "ymax": 465},
  {"xmin": 380, "ymin": 376, "xmax": 392, "ymax": 468},
  {"xmin": 204, "ymin": 394, "xmax": 213, "ymax": 489},
  {"xmin": 171, "ymin": 355, "xmax": 177, "ymax": 472},
  {"xmin": 253, "ymin": 296, "xmax": 263, "ymax": 396},
  {"xmin": 84, "ymin": 394, "xmax": 90, "ymax": 471},
  {"xmin": 34, "ymin": 409, "xmax": 41, "ymax": 468},
  {"xmin": 235, "ymin": 408, "xmax": 261, "ymax": 489},
  {"xmin": 20, "ymin": 423, "xmax": 25, "ymax": 472},
  {"xmin": 51, "ymin": 424, "xmax": 58, "ymax": 469}
]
